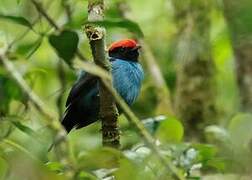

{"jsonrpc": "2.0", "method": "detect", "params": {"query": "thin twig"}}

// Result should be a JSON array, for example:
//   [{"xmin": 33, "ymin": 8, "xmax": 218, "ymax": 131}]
[
  {"xmin": 7, "ymin": 17, "xmax": 40, "ymax": 50},
  {"xmin": 30, "ymin": 0, "xmax": 88, "ymax": 61},
  {"xmin": 0, "ymin": 55, "xmax": 57, "ymax": 126},
  {"xmin": 76, "ymin": 50, "xmax": 88, "ymax": 61},
  {"xmin": 0, "ymin": 54, "xmax": 76, "ymax": 178},
  {"xmin": 30, "ymin": 0, "xmax": 59, "ymax": 30},
  {"xmin": 3, "ymin": 139, "xmax": 38, "ymax": 161},
  {"xmin": 140, "ymin": 40, "xmax": 174, "ymax": 115},
  {"xmin": 61, "ymin": 0, "xmax": 72, "ymax": 22},
  {"xmin": 7, "ymin": 0, "xmax": 55, "ymax": 51}
]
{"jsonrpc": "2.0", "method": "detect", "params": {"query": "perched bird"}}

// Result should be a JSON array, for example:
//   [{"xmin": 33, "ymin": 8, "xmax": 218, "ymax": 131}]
[{"xmin": 61, "ymin": 39, "xmax": 144, "ymax": 132}]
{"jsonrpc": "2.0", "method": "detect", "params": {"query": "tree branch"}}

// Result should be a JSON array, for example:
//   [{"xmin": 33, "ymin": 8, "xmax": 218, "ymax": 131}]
[
  {"xmin": 0, "ymin": 54, "xmax": 76, "ymax": 178},
  {"xmin": 61, "ymin": 0, "xmax": 72, "ymax": 22},
  {"xmin": 0, "ymin": 55, "xmax": 57, "ymax": 126},
  {"xmin": 30, "ymin": 0, "xmax": 88, "ymax": 62},
  {"xmin": 140, "ymin": 40, "xmax": 174, "ymax": 115},
  {"xmin": 30, "ymin": 0, "xmax": 59, "ymax": 30},
  {"xmin": 84, "ymin": 0, "xmax": 120, "ymax": 148}
]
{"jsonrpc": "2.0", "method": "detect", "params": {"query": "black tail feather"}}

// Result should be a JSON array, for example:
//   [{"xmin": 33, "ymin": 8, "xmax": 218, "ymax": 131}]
[{"xmin": 61, "ymin": 105, "xmax": 79, "ymax": 133}]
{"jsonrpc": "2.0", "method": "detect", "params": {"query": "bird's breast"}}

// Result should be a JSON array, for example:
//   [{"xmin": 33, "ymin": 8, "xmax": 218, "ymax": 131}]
[{"xmin": 111, "ymin": 59, "xmax": 144, "ymax": 105}]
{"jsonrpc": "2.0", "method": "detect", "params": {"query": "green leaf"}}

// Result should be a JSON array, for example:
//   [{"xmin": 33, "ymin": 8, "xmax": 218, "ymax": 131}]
[
  {"xmin": 65, "ymin": 12, "xmax": 87, "ymax": 29},
  {"xmin": 3, "ymin": 139, "xmax": 38, "ymax": 160},
  {"xmin": 78, "ymin": 171, "xmax": 97, "ymax": 180},
  {"xmin": 228, "ymin": 113, "xmax": 252, "ymax": 149},
  {"xmin": 0, "ymin": 15, "xmax": 33, "ymax": 29},
  {"xmin": 26, "ymin": 37, "xmax": 43, "ymax": 59},
  {"xmin": 0, "ymin": 74, "xmax": 23, "ymax": 114},
  {"xmin": 204, "ymin": 125, "xmax": 229, "ymax": 143},
  {"xmin": 114, "ymin": 159, "xmax": 139, "ymax": 180},
  {"xmin": 24, "ymin": 68, "xmax": 47, "ymax": 81},
  {"xmin": 84, "ymin": 19, "xmax": 144, "ymax": 38},
  {"xmin": 193, "ymin": 144, "xmax": 218, "ymax": 163},
  {"xmin": 187, "ymin": 177, "xmax": 201, "ymax": 180},
  {"xmin": 78, "ymin": 147, "xmax": 123, "ymax": 170},
  {"xmin": 206, "ymin": 158, "xmax": 226, "ymax": 171},
  {"xmin": 155, "ymin": 117, "xmax": 184, "ymax": 143},
  {"xmin": 49, "ymin": 30, "xmax": 79, "ymax": 66},
  {"xmin": 11, "ymin": 121, "xmax": 37, "ymax": 137},
  {"xmin": 0, "ymin": 157, "xmax": 8, "ymax": 180},
  {"xmin": 16, "ymin": 37, "xmax": 43, "ymax": 59},
  {"xmin": 45, "ymin": 162, "xmax": 64, "ymax": 173},
  {"xmin": 0, "ymin": 119, "xmax": 13, "ymax": 140}
]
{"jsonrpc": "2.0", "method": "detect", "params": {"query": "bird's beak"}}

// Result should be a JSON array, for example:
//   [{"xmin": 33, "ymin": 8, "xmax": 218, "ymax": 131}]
[{"xmin": 132, "ymin": 45, "xmax": 141, "ymax": 51}]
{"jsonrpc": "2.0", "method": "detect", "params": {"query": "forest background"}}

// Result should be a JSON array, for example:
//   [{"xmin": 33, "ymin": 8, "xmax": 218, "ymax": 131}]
[{"xmin": 0, "ymin": 0, "xmax": 252, "ymax": 179}]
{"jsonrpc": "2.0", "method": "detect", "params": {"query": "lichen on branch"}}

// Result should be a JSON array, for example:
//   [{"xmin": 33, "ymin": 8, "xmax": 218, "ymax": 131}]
[
  {"xmin": 85, "ymin": 0, "xmax": 120, "ymax": 148},
  {"xmin": 85, "ymin": 25, "xmax": 105, "ymax": 41}
]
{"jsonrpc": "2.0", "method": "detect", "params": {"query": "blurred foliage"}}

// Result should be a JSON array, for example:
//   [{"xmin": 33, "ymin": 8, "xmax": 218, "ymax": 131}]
[
  {"xmin": 49, "ymin": 30, "xmax": 79, "ymax": 66},
  {"xmin": 0, "ymin": 15, "xmax": 33, "ymax": 29},
  {"xmin": 0, "ymin": 0, "xmax": 252, "ymax": 179}
]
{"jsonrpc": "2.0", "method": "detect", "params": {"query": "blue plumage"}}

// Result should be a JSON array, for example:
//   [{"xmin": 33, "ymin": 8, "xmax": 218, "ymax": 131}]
[
  {"xmin": 112, "ymin": 58, "xmax": 144, "ymax": 105},
  {"xmin": 61, "ymin": 57, "xmax": 144, "ymax": 132}
]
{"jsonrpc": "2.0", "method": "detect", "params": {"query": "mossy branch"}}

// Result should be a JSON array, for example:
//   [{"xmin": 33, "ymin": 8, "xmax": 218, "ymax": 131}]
[{"xmin": 85, "ymin": 0, "xmax": 120, "ymax": 148}]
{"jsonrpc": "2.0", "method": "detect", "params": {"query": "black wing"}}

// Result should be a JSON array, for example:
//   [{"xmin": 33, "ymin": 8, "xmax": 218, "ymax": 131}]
[
  {"xmin": 65, "ymin": 72, "xmax": 97, "ymax": 107},
  {"xmin": 62, "ymin": 72, "xmax": 99, "ymax": 132}
]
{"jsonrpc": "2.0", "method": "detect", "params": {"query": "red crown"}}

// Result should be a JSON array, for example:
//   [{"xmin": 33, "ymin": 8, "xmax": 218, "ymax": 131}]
[{"xmin": 108, "ymin": 39, "xmax": 137, "ymax": 52}]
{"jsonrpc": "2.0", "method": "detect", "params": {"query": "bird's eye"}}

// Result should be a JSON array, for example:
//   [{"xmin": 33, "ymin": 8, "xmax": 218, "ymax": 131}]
[{"xmin": 119, "ymin": 47, "xmax": 125, "ymax": 52}]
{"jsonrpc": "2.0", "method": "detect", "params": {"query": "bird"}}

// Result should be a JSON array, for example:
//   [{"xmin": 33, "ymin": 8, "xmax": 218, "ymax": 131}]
[{"xmin": 61, "ymin": 39, "xmax": 144, "ymax": 132}]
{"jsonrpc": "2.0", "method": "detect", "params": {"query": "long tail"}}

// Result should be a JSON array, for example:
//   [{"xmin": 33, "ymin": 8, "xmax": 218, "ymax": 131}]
[
  {"xmin": 48, "ymin": 103, "xmax": 98, "ymax": 151},
  {"xmin": 61, "ymin": 104, "xmax": 80, "ymax": 133}
]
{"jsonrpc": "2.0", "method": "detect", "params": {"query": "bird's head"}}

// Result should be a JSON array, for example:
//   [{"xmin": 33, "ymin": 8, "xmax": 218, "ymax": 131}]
[{"xmin": 108, "ymin": 39, "xmax": 141, "ymax": 62}]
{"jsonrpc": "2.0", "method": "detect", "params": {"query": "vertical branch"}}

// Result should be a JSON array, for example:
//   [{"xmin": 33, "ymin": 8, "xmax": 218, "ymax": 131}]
[
  {"xmin": 140, "ymin": 40, "xmax": 174, "ymax": 115},
  {"xmin": 85, "ymin": 0, "xmax": 120, "ymax": 148},
  {"xmin": 223, "ymin": 0, "xmax": 252, "ymax": 112},
  {"xmin": 172, "ymin": 0, "xmax": 217, "ymax": 139}
]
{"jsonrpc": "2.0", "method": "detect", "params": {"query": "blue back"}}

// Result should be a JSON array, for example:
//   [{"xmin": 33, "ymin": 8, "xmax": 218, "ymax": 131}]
[{"xmin": 111, "ymin": 58, "xmax": 144, "ymax": 105}]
